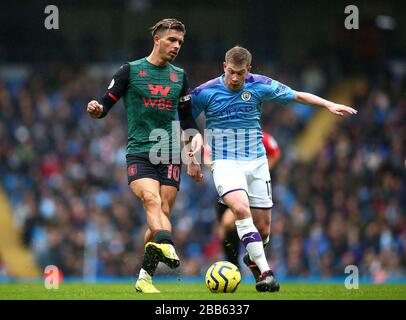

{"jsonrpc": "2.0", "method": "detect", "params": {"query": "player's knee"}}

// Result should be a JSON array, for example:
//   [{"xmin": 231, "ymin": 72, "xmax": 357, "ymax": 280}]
[
  {"xmin": 140, "ymin": 190, "xmax": 161, "ymax": 208},
  {"xmin": 231, "ymin": 202, "xmax": 250, "ymax": 219}
]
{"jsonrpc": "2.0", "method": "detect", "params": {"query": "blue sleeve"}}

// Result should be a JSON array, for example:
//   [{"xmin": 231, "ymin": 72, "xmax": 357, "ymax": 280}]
[
  {"xmin": 256, "ymin": 76, "xmax": 296, "ymax": 105},
  {"xmin": 191, "ymin": 88, "xmax": 206, "ymax": 118}
]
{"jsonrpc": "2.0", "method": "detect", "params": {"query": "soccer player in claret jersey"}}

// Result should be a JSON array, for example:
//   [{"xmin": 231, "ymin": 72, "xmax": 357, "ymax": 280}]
[
  {"xmin": 191, "ymin": 46, "xmax": 357, "ymax": 292},
  {"xmin": 87, "ymin": 19, "xmax": 203, "ymax": 293},
  {"xmin": 215, "ymin": 131, "xmax": 281, "ymax": 280}
]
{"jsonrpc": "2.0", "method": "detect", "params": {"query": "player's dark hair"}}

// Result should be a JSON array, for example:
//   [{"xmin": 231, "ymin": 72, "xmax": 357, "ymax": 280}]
[
  {"xmin": 150, "ymin": 18, "xmax": 186, "ymax": 37},
  {"xmin": 225, "ymin": 46, "xmax": 252, "ymax": 67}
]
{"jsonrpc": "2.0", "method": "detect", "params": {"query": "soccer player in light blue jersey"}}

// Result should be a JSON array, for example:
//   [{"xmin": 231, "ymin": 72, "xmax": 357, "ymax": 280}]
[{"xmin": 191, "ymin": 46, "xmax": 357, "ymax": 292}]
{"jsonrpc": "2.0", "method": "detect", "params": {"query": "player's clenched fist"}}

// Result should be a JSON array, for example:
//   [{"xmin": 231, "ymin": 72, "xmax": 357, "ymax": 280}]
[{"xmin": 87, "ymin": 100, "xmax": 104, "ymax": 118}]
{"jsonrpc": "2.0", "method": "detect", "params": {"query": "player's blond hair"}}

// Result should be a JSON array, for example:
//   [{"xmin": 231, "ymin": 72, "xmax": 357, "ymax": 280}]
[
  {"xmin": 150, "ymin": 18, "xmax": 186, "ymax": 37},
  {"xmin": 225, "ymin": 46, "xmax": 252, "ymax": 67}
]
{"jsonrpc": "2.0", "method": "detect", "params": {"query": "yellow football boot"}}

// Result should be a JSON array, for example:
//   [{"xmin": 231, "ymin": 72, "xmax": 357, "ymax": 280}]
[
  {"xmin": 135, "ymin": 278, "xmax": 160, "ymax": 293},
  {"xmin": 145, "ymin": 242, "xmax": 180, "ymax": 269}
]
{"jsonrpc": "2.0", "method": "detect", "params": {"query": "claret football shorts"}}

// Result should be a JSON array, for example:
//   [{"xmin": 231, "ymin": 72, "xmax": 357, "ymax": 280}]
[{"xmin": 126, "ymin": 153, "xmax": 181, "ymax": 190}]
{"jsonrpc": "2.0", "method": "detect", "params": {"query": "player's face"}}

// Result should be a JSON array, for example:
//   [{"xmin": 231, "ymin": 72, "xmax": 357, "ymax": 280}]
[
  {"xmin": 223, "ymin": 63, "xmax": 251, "ymax": 91},
  {"xmin": 157, "ymin": 29, "xmax": 184, "ymax": 62}
]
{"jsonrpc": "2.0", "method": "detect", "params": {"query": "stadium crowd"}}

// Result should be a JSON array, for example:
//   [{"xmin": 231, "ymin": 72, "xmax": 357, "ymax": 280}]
[{"xmin": 0, "ymin": 56, "xmax": 405, "ymax": 282}]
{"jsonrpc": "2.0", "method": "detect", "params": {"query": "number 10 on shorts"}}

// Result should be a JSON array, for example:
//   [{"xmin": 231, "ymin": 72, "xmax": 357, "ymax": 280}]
[{"xmin": 167, "ymin": 164, "xmax": 180, "ymax": 182}]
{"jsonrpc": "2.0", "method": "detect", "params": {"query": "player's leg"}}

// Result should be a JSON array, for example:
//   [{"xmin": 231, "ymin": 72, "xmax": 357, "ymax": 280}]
[
  {"xmin": 245, "ymin": 157, "xmax": 279, "ymax": 292},
  {"xmin": 212, "ymin": 160, "xmax": 271, "ymax": 282},
  {"xmin": 215, "ymin": 202, "xmax": 240, "ymax": 266},
  {"xmin": 127, "ymin": 154, "xmax": 177, "ymax": 293},
  {"xmin": 222, "ymin": 189, "xmax": 273, "ymax": 289},
  {"xmin": 143, "ymin": 163, "xmax": 181, "ymax": 269},
  {"xmin": 252, "ymin": 208, "xmax": 271, "ymax": 244},
  {"xmin": 221, "ymin": 206, "xmax": 240, "ymax": 267},
  {"xmin": 136, "ymin": 185, "xmax": 179, "ymax": 292},
  {"xmin": 252, "ymin": 215, "xmax": 279, "ymax": 292},
  {"xmin": 144, "ymin": 184, "xmax": 180, "ymax": 269},
  {"xmin": 243, "ymin": 208, "xmax": 271, "ymax": 281},
  {"xmin": 143, "ymin": 183, "xmax": 177, "ymax": 242},
  {"xmin": 130, "ymin": 177, "xmax": 167, "ymax": 293},
  {"xmin": 130, "ymin": 178, "xmax": 171, "ymax": 231}
]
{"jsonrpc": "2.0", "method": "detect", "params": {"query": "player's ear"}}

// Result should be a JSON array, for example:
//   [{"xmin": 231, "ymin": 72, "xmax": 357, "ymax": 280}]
[
  {"xmin": 247, "ymin": 65, "xmax": 252, "ymax": 73},
  {"xmin": 223, "ymin": 62, "xmax": 227, "ymax": 72},
  {"xmin": 153, "ymin": 34, "xmax": 161, "ymax": 45}
]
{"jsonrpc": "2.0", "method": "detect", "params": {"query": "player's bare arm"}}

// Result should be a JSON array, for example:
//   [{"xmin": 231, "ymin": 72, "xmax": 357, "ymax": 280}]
[
  {"xmin": 178, "ymin": 72, "xmax": 204, "ymax": 182},
  {"xmin": 294, "ymin": 91, "xmax": 358, "ymax": 116},
  {"xmin": 187, "ymin": 159, "xmax": 203, "ymax": 182},
  {"xmin": 182, "ymin": 133, "xmax": 204, "ymax": 182},
  {"xmin": 188, "ymin": 133, "xmax": 204, "ymax": 181},
  {"xmin": 188, "ymin": 133, "xmax": 204, "ymax": 157}
]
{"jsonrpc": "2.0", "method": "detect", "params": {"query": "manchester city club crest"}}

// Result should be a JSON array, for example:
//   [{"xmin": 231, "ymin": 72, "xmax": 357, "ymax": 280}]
[
  {"xmin": 241, "ymin": 91, "xmax": 251, "ymax": 101},
  {"xmin": 217, "ymin": 185, "xmax": 223, "ymax": 196}
]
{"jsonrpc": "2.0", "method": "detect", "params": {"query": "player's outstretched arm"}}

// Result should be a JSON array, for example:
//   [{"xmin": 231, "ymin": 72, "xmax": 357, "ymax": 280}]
[
  {"xmin": 87, "ymin": 100, "xmax": 104, "ymax": 118},
  {"xmin": 294, "ymin": 91, "xmax": 357, "ymax": 116}
]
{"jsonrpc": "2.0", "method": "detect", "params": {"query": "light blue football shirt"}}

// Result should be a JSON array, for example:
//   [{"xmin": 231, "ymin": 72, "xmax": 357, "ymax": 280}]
[{"xmin": 191, "ymin": 73, "xmax": 296, "ymax": 160}]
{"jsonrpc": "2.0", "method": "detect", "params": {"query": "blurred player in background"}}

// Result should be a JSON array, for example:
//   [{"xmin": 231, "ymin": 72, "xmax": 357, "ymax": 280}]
[
  {"xmin": 192, "ymin": 46, "xmax": 357, "ymax": 292},
  {"xmin": 215, "ymin": 131, "xmax": 280, "ymax": 276},
  {"xmin": 87, "ymin": 18, "xmax": 203, "ymax": 293}
]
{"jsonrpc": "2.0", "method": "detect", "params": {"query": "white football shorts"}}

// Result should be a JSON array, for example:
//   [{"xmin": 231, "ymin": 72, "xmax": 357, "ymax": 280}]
[{"xmin": 211, "ymin": 156, "xmax": 273, "ymax": 208}]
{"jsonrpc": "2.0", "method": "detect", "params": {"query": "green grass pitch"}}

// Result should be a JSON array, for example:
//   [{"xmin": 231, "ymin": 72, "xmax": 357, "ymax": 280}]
[{"xmin": 1, "ymin": 282, "xmax": 405, "ymax": 300}]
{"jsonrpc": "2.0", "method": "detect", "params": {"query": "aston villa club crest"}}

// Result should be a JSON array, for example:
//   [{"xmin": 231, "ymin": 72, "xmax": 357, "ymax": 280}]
[
  {"xmin": 127, "ymin": 164, "xmax": 137, "ymax": 176},
  {"xmin": 241, "ymin": 91, "xmax": 251, "ymax": 101},
  {"xmin": 169, "ymin": 71, "xmax": 178, "ymax": 82}
]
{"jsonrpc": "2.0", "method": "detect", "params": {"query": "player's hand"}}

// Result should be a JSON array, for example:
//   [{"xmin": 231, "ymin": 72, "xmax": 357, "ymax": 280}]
[
  {"xmin": 87, "ymin": 100, "xmax": 104, "ymax": 118},
  {"xmin": 188, "ymin": 133, "xmax": 204, "ymax": 158},
  {"xmin": 187, "ymin": 161, "xmax": 203, "ymax": 182},
  {"xmin": 326, "ymin": 103, "xmax": 357, "ymax": 116}
]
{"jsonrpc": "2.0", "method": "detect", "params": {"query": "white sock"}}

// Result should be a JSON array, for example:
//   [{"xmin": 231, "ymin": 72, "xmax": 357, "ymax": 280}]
[
  {"xmin": 235, "ymin": 217, "xmax": 270, "ymax": 274},
  {"xmin": 138, "ymin": 268, "xmax": 151, "ymax": 281}
]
